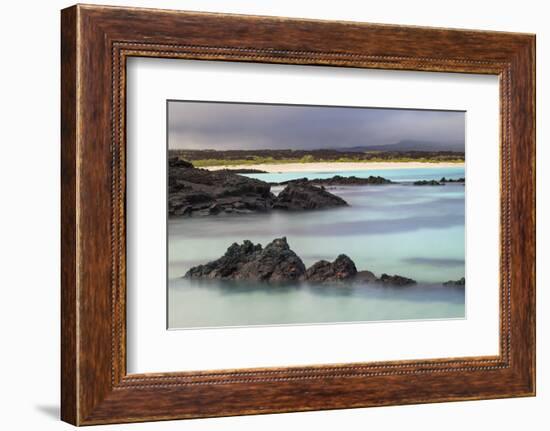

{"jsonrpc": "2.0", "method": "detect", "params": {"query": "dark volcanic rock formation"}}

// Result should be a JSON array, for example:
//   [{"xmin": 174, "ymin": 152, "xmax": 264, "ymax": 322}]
[
  {"xmin": 169, "ymin": 156, "xmax": 194, "ymax": 169},
  {"xmin": 279, "ymin": 175, "xmax": 392, "ymax": 186},
  {"xmin": 218, "ymin": 168, "xmax": 269, "ymax": 174},
  {"xmin": 440, "ymin": 177, "xmax": 465, "ymax": 183},
  {"xmin": 304, "ymin": 255, "xmax": 357, "ymax": 283},
  {"xmin": 443, "ymin": 277, "xmax": 466, "ymax": 286},
  {"xmin": 273, "ymin": 183, "xmax": 348, "ymax": 211},
  {"xmin": 185, "ymin": 237, "xmax": 306, "ymax": 283},
  {"xmin": 169, "ymin": 160, "xmax": 349, "ymax": 217},
  {"xmin": 355, "ymin": 270, "xmax": 378, "ymax": 283},
  {"xmin": 169, "ymin": 160, "xmax": 276, "ymax": 217},
  {"xmin": 185, "ymin": 238, "xmax": 418, "ymax": 286},
  {"xmin": 378, "ymin": 273, "xmax": 417, "ymax": 286},
  {"xmin": 413, "ymin": 179, "xmax": 444, "ymax": 186}
]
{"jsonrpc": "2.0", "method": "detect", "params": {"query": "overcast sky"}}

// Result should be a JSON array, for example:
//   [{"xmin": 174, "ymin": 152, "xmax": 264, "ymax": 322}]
[{"xmin": 168, "ymin": 101, "xmax": 464, "ymax": 151}]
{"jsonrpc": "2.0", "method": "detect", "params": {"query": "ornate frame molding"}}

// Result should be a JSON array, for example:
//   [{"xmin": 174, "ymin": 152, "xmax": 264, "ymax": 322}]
[{"xmin": 61, "ymin": 5, "xmax": 535, "ymax": 425}]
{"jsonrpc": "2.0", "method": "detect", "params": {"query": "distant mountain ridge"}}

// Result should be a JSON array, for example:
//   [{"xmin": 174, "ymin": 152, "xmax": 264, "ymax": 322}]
[{"xmin": 338, "ymin": 140, "xmax": 464, "ymax": 153}]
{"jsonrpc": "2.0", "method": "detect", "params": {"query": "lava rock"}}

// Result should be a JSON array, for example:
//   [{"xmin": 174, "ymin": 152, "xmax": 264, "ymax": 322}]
[
  {"xmin": 217, "ymin": 168, "xmax": 268, "ymax": 174},
  {"xmin": 413, "ymin": 180, "xmax": 444, "ymax": 186},
  {"xmin": 355, "ymin": 270, "xmax": 378, "ymax": 283},
  {"xmin": 184, "ymin": 237, "xmax": 306, "ymax": 283},
  {"xmin": 279, "ymin": 175, "xmax": 392, "ymax": 186},
  {"xmin": 168, "ymin": 164, "xmax": 275, "ymax": 217},
  {"xmin": 443, "ymin": 277, "xmax": 466, "ymax": 286},
  {"xmin": 184, "ymin": 237, "xmax": 419, "ymax": 288},
  {"xmin": 273, "ymin": 183, "xmax": 348, "ymax": 210},
  {"xmin": 378, "ymin": 273, "xmax": 417, "ymax": 286},
  {"xmin": 440, "ymin": 177, "xmax": 465, "ymax": 183},
  {"xmin": 168, "ymin": 157, "xmax": 194, "ymax": 169},
  {"xmin": 304, "ymin": 254, "xmax": 358, "ymax": 283}
]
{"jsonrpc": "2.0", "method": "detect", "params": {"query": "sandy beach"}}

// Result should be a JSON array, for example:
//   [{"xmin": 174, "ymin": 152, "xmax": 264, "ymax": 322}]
[{"xmin": 205, "ymin": 161, "xmax": 464, "ymax": 173}]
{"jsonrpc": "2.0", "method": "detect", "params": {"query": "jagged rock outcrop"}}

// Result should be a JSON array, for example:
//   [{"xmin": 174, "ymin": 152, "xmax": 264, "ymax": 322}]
[
  {"xmin": 413, "ymin": 179, "xmax": 444, "ymax": 186},
  {"xmin": 185, "ymin": 238, "xmax": 419, "ymax": 287},
  {"xmin": 378, "ymin": 274, "xmax": 417, "ymax": 286},
  {"xmin": 443, "ymin": 277, "xmax": 466, "ymax": 286},
  {"xmin": 169, "ymin": 160, "xmax": 349, "ymax": 217},
  {"xmin": 304, "ymin": 255, "xmax": 357, "ymax": 283},
  {"xmin": 355, "ymin": 270, "xmax": 378, "ymax": 283},
  {"xmin": 169, "ymin": 156, "xmax": 194, "ymax": 169},
  {"xmin": 217, "ymin": 168, "xmax": 268, "ymax": 174},
  {"xmin": 440, "ymin": 177, "xmax": 465, "ymax": 183},
  {"xmin": 184, "ymin": 237, "xmax": 306, "ymax": 283},
  {"xmin": 169, "ymin": 160, "xmax": 276, "ymax": 216},
  {"xmin": 273, "ymin": 183, "xmax": 348, "ymax": 210},
  {"xmin": 279, "ymin": 175, "xmax": 392, "ymax": 186}
]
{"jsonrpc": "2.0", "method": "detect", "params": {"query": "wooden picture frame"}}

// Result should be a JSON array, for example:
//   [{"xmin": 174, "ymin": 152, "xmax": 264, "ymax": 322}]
[{"xmin": 61, "ymin": 4, "xmax": 536, "ymax": 425}]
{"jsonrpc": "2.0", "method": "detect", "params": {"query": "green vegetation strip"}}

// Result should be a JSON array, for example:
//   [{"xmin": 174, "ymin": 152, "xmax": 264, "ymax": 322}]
[{"xmin": 192, "ymin": 156, "xmax": 465, "ymax": 167}]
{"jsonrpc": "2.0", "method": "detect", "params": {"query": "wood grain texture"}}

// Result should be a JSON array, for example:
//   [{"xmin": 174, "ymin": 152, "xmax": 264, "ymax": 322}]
[
  {"xmin": 60, "ymin": 4, "xmax": 536, "ymax": 425},
  {"xmin": 60, "ymin": 5, "xmax": 78, "ymax": 425}
]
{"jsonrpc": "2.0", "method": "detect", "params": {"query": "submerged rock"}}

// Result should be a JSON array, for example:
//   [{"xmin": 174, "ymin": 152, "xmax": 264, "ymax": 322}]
[
  {"xmin": 273, "ymin": 183, "xmax": 348, "ymax": 210},
  {"xmin": 378, "ymin": 273, "xmax": 417, "ymax": 286},
  {"xmin": 304, "ymin": 255, "xmax": 357, "ymax": 283},
  {"xmin": 217, "ymin": 168, "xmax": 268, "ymax": 174},
  {"xmin": 413, "ymin": 180, "xmax": 444, "ymax": 186},
  {"xmin": 279, "ymin": 175, "xmax": 392, "ymax": 186},
  {"xmin": 184, "ymin": 237, "xmax": 306, "ymax": 283},
  {"xmin": 443, "ymin": 277, "xmax": 466, "ymax": 286},
  {"xmin": 440, "ymin": 177, "xmax": 465, "ymax": 183}
]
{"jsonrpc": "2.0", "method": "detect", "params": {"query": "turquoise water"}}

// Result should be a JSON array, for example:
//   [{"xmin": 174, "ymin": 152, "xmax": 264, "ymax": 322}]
[
  {"xmin": 168, "ymin": 167, "xmax": 465, "ymax": 329},
  {"xmin": 245, "ymin": 166, "xmax": 466, "ymax": 184}
]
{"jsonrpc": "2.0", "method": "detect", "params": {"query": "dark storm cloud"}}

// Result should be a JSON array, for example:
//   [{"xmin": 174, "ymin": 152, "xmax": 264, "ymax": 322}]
[{"xmin": 168, "ymin": 101, "xmax": 465, "ymax": 151}]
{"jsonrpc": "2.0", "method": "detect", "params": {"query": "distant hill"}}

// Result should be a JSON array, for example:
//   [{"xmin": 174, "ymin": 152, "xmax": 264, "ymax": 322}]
[
  {"xmin": 171, "ymin": 148, "xmax": 465, "ymax": 167},
  {"xmin": 339, "ymin": 140, "xmax": 464, "ymax": 153}
]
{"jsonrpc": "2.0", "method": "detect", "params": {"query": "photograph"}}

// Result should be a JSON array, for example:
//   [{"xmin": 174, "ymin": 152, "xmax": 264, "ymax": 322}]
[{"xmin": 167, "ymin": 101, "xmax": 467, "ymax": 329}]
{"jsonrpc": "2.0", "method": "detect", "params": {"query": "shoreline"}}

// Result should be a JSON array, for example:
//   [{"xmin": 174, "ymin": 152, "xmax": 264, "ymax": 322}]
[{"xmin": 204, "ymin": 161, "xmax": 464, "ymax": 173}]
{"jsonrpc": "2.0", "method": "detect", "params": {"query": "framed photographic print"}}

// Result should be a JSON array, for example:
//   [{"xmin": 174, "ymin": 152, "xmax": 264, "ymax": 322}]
[
  {"xmin": 165, "ymin": 101, "xmax": 467, "ymax": 330},
  {"xmin": 61, "ymin": 4, "xmax": 536, "ymax": 425}
]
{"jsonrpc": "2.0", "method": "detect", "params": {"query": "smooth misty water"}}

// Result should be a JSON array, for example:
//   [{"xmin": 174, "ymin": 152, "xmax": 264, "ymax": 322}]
[{"xmin": 168, "ymin": 166, "xmax": 465, "ymax": 329}]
